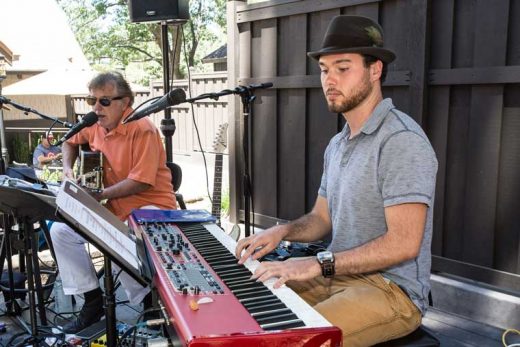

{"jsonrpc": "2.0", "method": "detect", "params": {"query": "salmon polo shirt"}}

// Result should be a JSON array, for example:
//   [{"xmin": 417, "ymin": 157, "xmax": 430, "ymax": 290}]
[{"xmin": 68, "ymin": 108, "xmax": 176, "ymax": 220}]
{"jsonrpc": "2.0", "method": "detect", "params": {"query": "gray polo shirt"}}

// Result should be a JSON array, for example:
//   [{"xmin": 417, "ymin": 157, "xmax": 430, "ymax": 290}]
[{"xmin": 318, "ymin": 98, "xmax": 438, "ymax": 313}]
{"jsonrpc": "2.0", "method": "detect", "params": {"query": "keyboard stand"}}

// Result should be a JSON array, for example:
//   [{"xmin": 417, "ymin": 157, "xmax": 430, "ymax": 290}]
[{"xmin": 0, "ymin": 185, "xmax": 60, "ymax": 346}]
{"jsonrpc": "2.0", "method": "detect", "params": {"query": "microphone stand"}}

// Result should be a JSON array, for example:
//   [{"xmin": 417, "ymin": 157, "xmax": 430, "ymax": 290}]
[
  {"xmin": 185, "ymin": 83, "xmax": 272, "ymax": 237},
  {"xmin": 0, "ymin": 96, "xmax": 73, "ymax": 129}
]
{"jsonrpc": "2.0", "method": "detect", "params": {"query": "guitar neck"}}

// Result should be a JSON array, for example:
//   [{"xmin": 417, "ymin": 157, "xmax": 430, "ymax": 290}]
[{"xmin": 212, "ymin": 153, "xmax": 223, "ymax": 225}]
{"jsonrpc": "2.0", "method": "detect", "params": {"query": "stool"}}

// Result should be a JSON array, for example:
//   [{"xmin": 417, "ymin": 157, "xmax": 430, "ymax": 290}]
[{"xmin": 374, "ymin": 326, "xmax": 440, "ymax": 346}]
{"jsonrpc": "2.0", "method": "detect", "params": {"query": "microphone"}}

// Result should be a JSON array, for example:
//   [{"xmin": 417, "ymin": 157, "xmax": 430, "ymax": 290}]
[
  {"xmin": 56, "ymin": 112, "xmax": 99, "ymax": 145},
  {"xmin": 123, "ymin": 88, "xmax": 186, "ymax": 124}
]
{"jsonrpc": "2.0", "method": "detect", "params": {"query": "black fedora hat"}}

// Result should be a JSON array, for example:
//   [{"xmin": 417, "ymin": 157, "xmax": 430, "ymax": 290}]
[{"xmin": 307, "ymin": 15, "xmax": 396, "ymax": 63}]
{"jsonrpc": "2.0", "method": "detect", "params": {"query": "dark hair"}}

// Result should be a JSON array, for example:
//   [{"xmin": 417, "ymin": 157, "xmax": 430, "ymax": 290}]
[
  {"xmin": 363, "ymin": 55, "xmax": 388, "ymax": 83},
  {"xmin": 88, "ymin": 71, "xmax": 134, "ymax": 106}
]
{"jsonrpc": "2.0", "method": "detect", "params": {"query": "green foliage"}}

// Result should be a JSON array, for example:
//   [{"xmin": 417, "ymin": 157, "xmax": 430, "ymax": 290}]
[
  {"xmin": 10, "ymin": 133, "xmax": 38, "ymax": 165},
  {"xmin": 57, "ymin": 0, "xmax": 227, "ymax": 84},
  {"xmin": 220, "ymin": 187, "xmax": 230, "ymax": 217},
  {"xmin": 39, "ymin": 166, "xmax": 62, "ymax": 183}
]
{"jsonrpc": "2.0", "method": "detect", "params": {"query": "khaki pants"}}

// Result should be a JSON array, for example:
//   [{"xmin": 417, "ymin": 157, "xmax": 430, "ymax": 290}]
[{"xmin": 288, "ymin": 273, "xmax": 421, "ymax": 346}]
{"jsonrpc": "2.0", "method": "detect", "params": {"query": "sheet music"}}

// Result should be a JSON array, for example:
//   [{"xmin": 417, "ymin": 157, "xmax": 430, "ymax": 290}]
[{"xmin": 56, "ymin": 179, "xmax": 138, "ymax": 270}]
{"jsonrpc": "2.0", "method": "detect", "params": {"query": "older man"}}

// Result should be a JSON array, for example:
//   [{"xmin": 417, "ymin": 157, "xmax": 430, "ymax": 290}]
[{"xmin": 51, "ymin": 71, "xmax": 176, "ymax": 333}]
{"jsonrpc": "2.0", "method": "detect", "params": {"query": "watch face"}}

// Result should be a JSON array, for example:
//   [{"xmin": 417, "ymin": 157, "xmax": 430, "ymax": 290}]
[{"xmin": 317, "ymin": 251, "xmax": 334, "ymax": 263}]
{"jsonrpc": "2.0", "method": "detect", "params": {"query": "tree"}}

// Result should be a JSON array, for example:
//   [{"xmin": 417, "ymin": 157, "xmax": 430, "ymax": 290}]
[{"xmin": 56, "ymin": 0, "xmax": 227, "ymax": 84}]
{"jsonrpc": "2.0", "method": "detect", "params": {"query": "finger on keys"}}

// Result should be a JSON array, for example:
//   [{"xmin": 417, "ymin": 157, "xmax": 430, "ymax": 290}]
[
  {"xmin": 237, "ymin": 238, "xmax": 258, "ymax": 264},
  {"xmin": 235, "ymin": 237, "xmax": 251, "ymax": 259}
]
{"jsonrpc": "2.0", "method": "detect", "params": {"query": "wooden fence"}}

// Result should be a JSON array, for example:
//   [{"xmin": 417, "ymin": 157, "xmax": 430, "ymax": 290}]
[{"xmin": 227, "ymin": 0, "xmax": 520, "ymax": 292}]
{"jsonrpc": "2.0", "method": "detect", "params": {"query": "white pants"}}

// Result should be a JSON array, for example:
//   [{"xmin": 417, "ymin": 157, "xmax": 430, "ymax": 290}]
[{"xmin": 50, "ymin": 222, "xmax": 150, "ymax": 305}]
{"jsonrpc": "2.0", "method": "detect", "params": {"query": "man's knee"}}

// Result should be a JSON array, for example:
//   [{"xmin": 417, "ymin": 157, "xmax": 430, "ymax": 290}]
[
  {"xmin": 50, "ymin": 222, "xmax": 79, "ymax": 244},
  {"xmin": 312, "ymin": 278, "xmax": 421, "ymax": 346}
]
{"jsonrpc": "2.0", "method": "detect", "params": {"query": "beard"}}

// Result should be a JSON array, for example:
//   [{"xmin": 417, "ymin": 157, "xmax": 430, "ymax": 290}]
[{"xmin": 327, "ymin": 71, "xmax": 373, "ymax": 113}]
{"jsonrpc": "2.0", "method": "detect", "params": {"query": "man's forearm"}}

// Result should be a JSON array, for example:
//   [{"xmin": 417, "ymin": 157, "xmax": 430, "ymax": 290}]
[
  {"xmin": 284, "ymin": 213, "xmax": 331, "ymax": 242},
  {"xmin": 284, "ymin": 196, "xmax": 332, "ymax": 242},
  {"xmin": 101, "ymin": 178, "xmax": 151, "ymax": 200}
]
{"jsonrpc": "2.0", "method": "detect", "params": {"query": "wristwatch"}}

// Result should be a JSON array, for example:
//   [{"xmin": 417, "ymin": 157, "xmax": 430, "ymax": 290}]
[{"xmin": 316, "ymin": 251, "xmax": 335, "ymax": 278}]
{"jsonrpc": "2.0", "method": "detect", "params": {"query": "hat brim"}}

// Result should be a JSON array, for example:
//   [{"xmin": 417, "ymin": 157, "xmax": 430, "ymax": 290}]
[{"xmin": 307, "ymin": 46, "xmax": 396, "ymax": 63}]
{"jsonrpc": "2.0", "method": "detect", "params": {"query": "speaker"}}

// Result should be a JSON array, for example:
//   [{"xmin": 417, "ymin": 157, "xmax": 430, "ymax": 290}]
[{"xmin": 128, "ymin": 0, "xmax": 190, "ymax": 23}]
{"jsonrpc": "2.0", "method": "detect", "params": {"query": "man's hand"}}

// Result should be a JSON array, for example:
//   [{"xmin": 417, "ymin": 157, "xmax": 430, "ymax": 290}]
[
  {"xmin": 235, "ymin": 225, "xmax": 287, "ymax": 264},
  {"xmin": 87, "ymin": 188, "xmax": 104, "ymax": 202},
  {"xmin": 252, "ymin": 257, "xmax": 321, "ymax": 289}
]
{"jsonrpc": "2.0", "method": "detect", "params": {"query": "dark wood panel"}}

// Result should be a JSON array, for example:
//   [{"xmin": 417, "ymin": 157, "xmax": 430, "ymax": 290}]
[
  {"xmin": 277, "ymin": 14, "xmax": 308, "ymax": 219},
  {"xmin": 495, "ymin": 105, "xmax": 520, "ymax": 274},
  {"xmin": 341, "ymin": 1, "xmax": 379, "ymax": 18},
  {"xmin": 462, "ymin": 0, "xmax": 509, "ymax": 266},
  {"xmin": 427, "ymin": 87, "xmax": 450, "ymax": 256},
  {"xmin": 443, "ymin": 86, "xmax": 470, "ymax": 260},
  {"xmin": 407, "ymin": 0, "xmax": 429, "ymax": 125},
  {"xmin": 430, "ymin": 0, "xmax": 455, "ymax": 69},
  {"xmin": 380, "ymin": 0, "xmax": 409, "ymax": 71},
  {"xmin": 507, "ymin": 0, "xmax": 520, "ymax": 65},
  {"xmin": 278, "ymin": 14, "xmax": 307, "ymax": 77},
  {"xmin": 251, "ymin": 19, "xmax": 277, "ymax": 78},
  {"xmin": 237, "ymin": 0, "xmax": 380, "ymax": 23},
  {"xmin": 452, "ymin": 0, "xmax": 476, "ymax": 68},
  {"xmin": 429, "ymin": 66, "xmax": 520, "ymax": 85},
  {"xmin": 463, "ymin": 85, "xmax": 503, "ymax": 266},
  {"xmin": 238, "ymin": 22, "xmax": 252, "ymax": 79},
  {"xmin": 278, "ymin": 89, "xmax": 306, "ymax": 219},
  {"xmin": 305, "ymin": 88, "xmax": 338, "ymax": 212},
  {"xmin": 252, "ymin": 90, "xmax": 278, "ymax": 218},
  {"xmin": 427, "ymin": 0, "xmax": 454, "ymax": 258}
]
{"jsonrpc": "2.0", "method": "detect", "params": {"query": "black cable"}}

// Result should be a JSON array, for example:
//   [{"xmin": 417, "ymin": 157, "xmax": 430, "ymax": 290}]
[{"xmin": 181, "ymin": 25, "xmax": 213, "ymax": 205}]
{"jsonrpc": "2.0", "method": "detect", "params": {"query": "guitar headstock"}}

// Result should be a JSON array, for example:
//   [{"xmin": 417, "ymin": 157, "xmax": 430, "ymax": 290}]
[{"xmin": 212, "ymin": 123, "xmax": 229, "ymax": 154}]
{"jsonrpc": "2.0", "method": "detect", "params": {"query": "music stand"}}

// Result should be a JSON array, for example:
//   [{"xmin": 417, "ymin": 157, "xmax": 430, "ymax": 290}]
[
  {"xmin": 0, "ymin": 182, "xmax": 61, "ymax": 346},
  {"xmin": 55, "ymin": 179, "xmax": 149, "ymax": 347}
]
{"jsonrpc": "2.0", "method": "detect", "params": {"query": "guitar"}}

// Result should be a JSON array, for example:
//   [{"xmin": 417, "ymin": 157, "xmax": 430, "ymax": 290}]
[
  {"xmin": 78, "ymin": 148, "xmax": 103, "ymax": 191},
  {"xmin": 211, "ymin": 123, "xmax": 228, "ymax": 227}
]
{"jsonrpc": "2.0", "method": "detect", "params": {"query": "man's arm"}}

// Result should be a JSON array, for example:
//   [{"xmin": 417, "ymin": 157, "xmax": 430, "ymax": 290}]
[
  {"xmin": 252, "ymin": 202, "xmax": 427, "ymax": 288},
  {"xmin": 236, "ymin": 195, "xmax": 332, "ymax": 264},
  {"xmin": 97, "ymin": 178, "xmax": 151, "ymax": 201},
  {"xmin": 334, "ymin": 202, "xmax": 427, "ymax": 275},
  {"xmin": 37, "ymin": 154, "xmax": 55, "ymax": 166},
  {"xmin": 61, "ymin": 142, "xmax": 79, "ymax": 179}
]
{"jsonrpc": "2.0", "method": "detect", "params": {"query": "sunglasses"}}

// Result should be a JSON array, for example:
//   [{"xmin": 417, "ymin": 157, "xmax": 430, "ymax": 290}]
[{"xmin": 86, "ymin": 95, "xmax": 124, "ymax": 107}]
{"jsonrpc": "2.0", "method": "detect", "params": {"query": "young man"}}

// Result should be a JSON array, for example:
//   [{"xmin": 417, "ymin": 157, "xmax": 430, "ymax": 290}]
[
  {"xmin": 235, "ymin": 16, "xmax": 438, "ymax": 346},
  {"xmin": 32, "ymin": 131, "xmax": 62, "ymax": 168},
  {"xmin": 50, "ymin": 72, "xmax": 176, "ymax": 333}
]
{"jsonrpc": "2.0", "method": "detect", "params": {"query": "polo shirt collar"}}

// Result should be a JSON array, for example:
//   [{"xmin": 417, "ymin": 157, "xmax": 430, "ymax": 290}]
[{"xmin": 360, "ymin": 98, "xmax": 395, "ymax": 135}]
